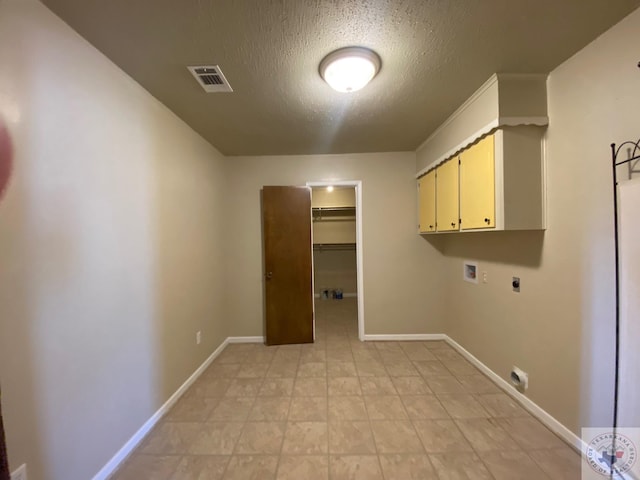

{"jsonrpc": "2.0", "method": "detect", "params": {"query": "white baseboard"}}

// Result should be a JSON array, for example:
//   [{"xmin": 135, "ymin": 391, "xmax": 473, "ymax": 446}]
[
  {"xmin": 363, "ymin": 334, "xmax": 447, "ymax": 342},
  {"xmin": 92, "ymin": 335, "xmax": 262, "ymax": 480},
  {"xmin": 227, "ymin": 336, "xmax": 264, "ymax": 344},
  {"xmin": 444, "ymin": 335, "xmax": 587, "ymax": 454}
]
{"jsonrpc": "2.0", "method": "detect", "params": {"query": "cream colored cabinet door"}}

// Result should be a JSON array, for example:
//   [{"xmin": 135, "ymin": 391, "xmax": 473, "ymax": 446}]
[
  {"xmin": 460, "ymin": 134, "xmax": 495, "ymax": 230},
  {"xmin": 436, "ymin": 159, "xmax": 459, "ymax": 232},
  {"xmin": 418, "ymin": 170, "xmax": 436, "ymax": 233}
]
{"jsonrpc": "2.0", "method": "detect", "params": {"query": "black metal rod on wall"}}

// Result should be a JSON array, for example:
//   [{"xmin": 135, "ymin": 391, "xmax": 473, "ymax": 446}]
[
  {"xmin": 0, "ymin": 391, "xmax": 9, "ymax": 480},
  {"xmin": 610, "ymin": 139, "xmax": 640, "ymax": 452}
]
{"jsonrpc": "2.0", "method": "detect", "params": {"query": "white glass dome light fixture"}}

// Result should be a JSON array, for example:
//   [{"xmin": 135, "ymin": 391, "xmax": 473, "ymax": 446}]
[{"xmin": 319, "ymin": 47, "xmax": 381, "ymax": 93}]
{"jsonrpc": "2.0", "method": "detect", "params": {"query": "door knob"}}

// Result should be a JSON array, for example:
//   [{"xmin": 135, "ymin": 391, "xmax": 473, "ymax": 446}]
[{"xmin": 265, "ymin": 271, "xmax": 273, "ymax": 280}]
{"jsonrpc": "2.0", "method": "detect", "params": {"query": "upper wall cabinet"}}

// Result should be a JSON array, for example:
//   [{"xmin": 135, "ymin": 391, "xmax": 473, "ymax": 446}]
[
  {"xmin": 460, "ymin": 134, "xmax": 495, "ymax": 230},
  {"xmin": 417, "ymin": 170, "xmax": 436, "ymax": 233},
  {"xmin": 417, "ymin": 126, "xmax": 545, "ymax": 234},
  {"xmin": 436, "ymin": 159, "xmax": 459, "ymax": 232},
  {"xmin": 415, "ymin": 73, "xmax": 548, "ymax": 234}
]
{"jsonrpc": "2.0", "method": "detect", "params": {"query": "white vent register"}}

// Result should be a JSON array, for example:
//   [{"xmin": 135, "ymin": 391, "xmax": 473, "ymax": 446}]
[{"xmin": 187, "ymin": 65, "xmax": 233, "ymax": 93}]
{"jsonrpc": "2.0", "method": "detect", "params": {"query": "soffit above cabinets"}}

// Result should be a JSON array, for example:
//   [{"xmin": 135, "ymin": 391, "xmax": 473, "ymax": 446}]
[
  {"xmin": 416, "ymin": 73, "xmax": 548, "ymax": 175},
  {"xmin": 40, "ymin": 0, "xmax": 640, "ymax": 156}
]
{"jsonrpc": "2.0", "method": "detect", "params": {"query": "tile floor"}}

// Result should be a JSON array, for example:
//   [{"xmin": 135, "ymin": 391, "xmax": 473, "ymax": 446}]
[{"xmin": 112, "ymin": 298, "xmax": 583, "ymax": 479}]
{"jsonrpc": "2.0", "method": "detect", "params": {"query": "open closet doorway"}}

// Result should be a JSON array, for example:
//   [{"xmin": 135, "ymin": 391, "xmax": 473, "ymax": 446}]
[{"xmin": 308, "ymin": 181, "xmax": 364, "ymax": 342}]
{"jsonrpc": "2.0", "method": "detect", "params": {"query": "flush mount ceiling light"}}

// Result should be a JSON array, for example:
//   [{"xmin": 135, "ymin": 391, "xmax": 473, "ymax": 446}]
[{"xmin": 319, "ymin": 47, "xmax": 381, "ymax": 93}]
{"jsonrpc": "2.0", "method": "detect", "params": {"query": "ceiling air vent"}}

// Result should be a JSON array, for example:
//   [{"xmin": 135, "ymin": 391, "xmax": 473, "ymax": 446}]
[{"xmin": 187, "ymin": 65, "xmax": 233, "ymax": 93}]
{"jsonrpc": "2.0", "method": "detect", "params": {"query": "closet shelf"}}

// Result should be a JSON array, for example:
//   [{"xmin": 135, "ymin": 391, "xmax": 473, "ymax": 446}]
[
  {"xmin": 312, "ymin": 206, "xmax": 356, "ymax": 222},
  {"xmin": 313, "ymin": 243, "xmax": 356, "ymax": 251}
]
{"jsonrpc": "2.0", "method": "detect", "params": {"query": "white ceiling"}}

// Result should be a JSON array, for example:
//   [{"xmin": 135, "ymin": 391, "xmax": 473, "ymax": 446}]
[{"xmin": 41, "ymin": 0, "xmax": 640, "ymax": 156}]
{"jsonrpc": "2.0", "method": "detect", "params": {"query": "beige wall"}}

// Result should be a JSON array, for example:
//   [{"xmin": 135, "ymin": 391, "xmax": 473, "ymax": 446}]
[
  {"xmin": 431, "ymin": 7, "xmax": 640, "ymax": 436},
  {"xmin": 313, "ymin": 249, "xmax": 357, "ymax": 295},
  {"xmin": 224, "ymin": 152, "xmax": 447, "ymax": 337},
  {"xmin": 0, "ymin": 1, "xmax": 228, "ymax": 479}
]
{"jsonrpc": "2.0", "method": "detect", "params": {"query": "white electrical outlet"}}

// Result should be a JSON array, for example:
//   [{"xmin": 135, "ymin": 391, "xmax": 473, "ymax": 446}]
[
  {"xmin": 196, "ymin": 331, "xmax": 201, "ymax": 345},
  {"xmin": 11, "ymin": 464, "xmax": 27, "ymax": 480},
  {"xmin": 482, "ymin": 271, "xmax": 488, "ymax": 283}
]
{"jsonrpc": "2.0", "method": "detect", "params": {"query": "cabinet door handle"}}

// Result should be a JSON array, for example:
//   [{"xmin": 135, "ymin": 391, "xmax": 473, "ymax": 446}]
[
  {"xmin": 451, "ymin": 222, "xmax": 456, "ymax": 227},
  {"xmin": 429, "ymin": 225, "xmax": 434, "ymax": 229},
  {"xmin": 484, "ymin": 218, "xmax": 490, "ymax": 223}
]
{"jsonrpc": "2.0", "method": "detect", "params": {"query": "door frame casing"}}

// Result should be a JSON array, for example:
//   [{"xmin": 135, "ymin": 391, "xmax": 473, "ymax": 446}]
[{"xmin": 307, "ymin": 180, "xmax": 365, "ymax": 341}]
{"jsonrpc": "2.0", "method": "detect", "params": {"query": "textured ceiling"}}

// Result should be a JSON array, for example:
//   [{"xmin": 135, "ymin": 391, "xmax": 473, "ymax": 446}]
[{"xmin": 41, "ymin": 0, "xmax": 640, "ymax": 156}]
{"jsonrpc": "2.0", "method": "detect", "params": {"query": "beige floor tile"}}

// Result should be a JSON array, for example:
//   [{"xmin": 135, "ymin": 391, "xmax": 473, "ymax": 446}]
[
  {"xmin": 482, "ymin": 450, "xmax": 550, "ymax": 479},
  {"xmin": 202, "ymin": 363, "xmax": 242, "ymax": 379},
  {"xmin": 495, "ymin": 417, "xmax": 566, "ymax": 450},
  {"xmin": 236, "ymin": 363, "xmax": 270, "ymax": 378},
  {"xmin": 281, "ymin": 421, "xmax": 328, "ymax": 454},
  {"xmin": 251, "ymin": 349, "xmax": 277, "ymax": 364},
  {"xmin": 276, "ymin": 455, "xmax": 329, "ymax": 480},
  {"xmin": 171, "ymin": 455, "xmax": 229, "ymax": 480},
  {"xmin": 356, "ymin": 361, "xmax": 388, "ymax": 377},
  {"xmin": 384, "ymin": 361, "xmax": 420, "ymax": 376},
  {"xmin": 258, "ymin": 378, "xmax": 294, "ymax": 396},
  {"xmin": 297, "ymin": 361, "xmax": 327, "ymax": 377},
  {"xmin": 326, "ymin": 349, "xmax": 355, "ymax": 362},
  {"xmin": 413, "ymin": 419, "xmax": 473, "ymax": 453},
  {"xmin": 289, "ymin": 396, "xmax": 328, "ymax": 421},
  {"xmin": 300, "ymin": 349, "xmax": 327, "ymax": 364},
  {"xmin": 364, "ymin": 395, "xmax": 409, "ymax": 420},
  {"xmin": 431, "ymin": 349, "xmax": 466, "ymax": 362},
  {"xmin": 391, "ymin": 376, "xmax": 432, "ymax": 395},
  {"xmin": 329, "ymin": 377, "xmax": 362, "ymax": 395},
  {"xmin": 477, "ymin": 393, "xmax": 530, "ymax": 418},
  {"xmin": 189, "ymin": 422, "xmax": 244, "ymax": 455},
  {"xmin": 329, "ymin": 421, "xmax": 377, "ymax": 454},
  {"xmin": 222, "ymin": 455, "xmax": 278, "ymax": 480},
  {"xmin": 114, "ymin": 300, "xmax": 578, "ymax": 480},
  {"xmin": 370, "ymin": 420, "xmax": 424, "ymax": 453},
  {"xmin": 422, "ymin": 341, "xmax": 452, "ymax": 350},
  {"xmin": 327, "ymin": 362, "xmax": 358, "ymax": 377},
  {"xmin": 359, "ymin": 377, "xmax": 397, "ymax": 395},
  {"xmin": 456, "ymin": 374, "xmax": 501, "ymax": 393},
  {"xmin": 266, "ymin": 361, "xmax": 298, "ymax": 378},
  {"xmin": 235, "ymin": 422, "xmax": 285, "ymax": 454},
  {"xmin": 375, "ymin": 342, "xmax": 403, "ymax": 352},
  {"xmin": 455, "ymin": 418, "xmax": 521, "ymax": 452},
  {"xmin": 293, "ymin": 377, "xmax": 327, "ymax": 396},
  {"xmin": 165, "ymin": 396, "xmax": 219, "ymax": 422},
  {"xmin": 413, "ymin": 360, "xmax": 451, "ymax": 377},
  {"xmin": 248, "ymin": 396, "xmax": 290, "ymax": 421},
  {"xmin": 529, "ymin": 447, "xmax": 582, "ymax": 479},
  {"xmin": 114, "ymin": 454, "xmax": 180, "ymax": 480},
  {"xmin": 210, "ymin": 397, "xmax": 255, "ymax": 421},
  {"xmin": 379, "ymin": 453, "xmax": 438, "ymax": 479},
  {"xmin": 225, "ymin": 378, "xmax": 263, "ymax": 397},
  {"xmin": 429, "ymin": 452, "xmax": 493, "ymax": 479},
  {"xmin": 379, "ymin": 352, "xmax": 410, "ymax": 364},
  {"xmin": 272, "ymin": 350, "xmax": 301, "ymax": 363},
  {"xmin": 401, "ymin": 395, "xmax": 450, "ymax": 420},
  {"xmin": 437, "ymin": 394, "xmax": 490, "ymax": 419},
  {"xmin": 399, "ymin": 343, "xmax": 438, "ymax": 361},
  {"xmin": 141, "ymin": 422, "xmax": 200, "ymax": 454},
  {"xmin": 329, "ymin": 455, "xmax": 384, "ymax": 480},
  {"xmin": 216, "ymin": 351, "xmax": 249, "ymax": 364},
  {"xmin": 191, "ymin": 377, "xmax": 232, "ymax": 397},
  {"xmin": 425, "ymin": 376, "xmax": 466, "ymax": 394},
  {"xmin": 328, "ymin": 396, "xmax": 369, "ymax": 421},
  {"xmin": 352, "ymin": 350, "xmax": 381, "ymax": 363}
]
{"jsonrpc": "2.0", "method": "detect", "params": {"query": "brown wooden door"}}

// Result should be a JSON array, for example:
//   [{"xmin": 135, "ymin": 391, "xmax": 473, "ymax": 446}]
[{"xmin": 262, "ymin": 186, "xmax": 314, "ymax": 345}]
